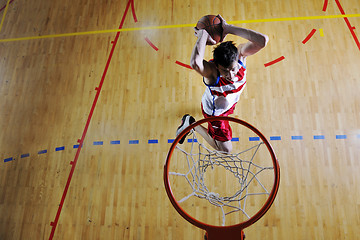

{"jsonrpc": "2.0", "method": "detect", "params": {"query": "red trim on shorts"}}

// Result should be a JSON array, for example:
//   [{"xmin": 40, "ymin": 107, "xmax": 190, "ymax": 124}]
[{"xmin": 201, "ymin": 103, "xmax": 236, "ymax": 142}]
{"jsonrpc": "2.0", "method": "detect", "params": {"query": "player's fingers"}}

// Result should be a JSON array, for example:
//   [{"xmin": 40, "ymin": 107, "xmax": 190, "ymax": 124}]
[
  {"xmin": 207, "ymin": 35, "xmax": 217, "ymax": 45},
  {"xmin": 194, "ymin": 28, "xmax": 199, "ymax": 37},
  {"xmin": 217, "ymin": 14, "xmax": 225, "ymax": 23},
  {"xmin": 194, "ymin": 27, "xmax": 199, "ymax": 37}
]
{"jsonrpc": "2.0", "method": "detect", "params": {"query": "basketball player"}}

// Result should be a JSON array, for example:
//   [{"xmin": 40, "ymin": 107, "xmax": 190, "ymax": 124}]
[{"xmin": 176, "ymin": 15, "xmax": 268, "ymax": 153}]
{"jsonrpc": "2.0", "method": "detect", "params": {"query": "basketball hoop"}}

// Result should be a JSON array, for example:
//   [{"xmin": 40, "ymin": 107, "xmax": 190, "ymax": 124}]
[{"xmin": 164, "ymin": 117, "xmax": 280, "ymax": 240}]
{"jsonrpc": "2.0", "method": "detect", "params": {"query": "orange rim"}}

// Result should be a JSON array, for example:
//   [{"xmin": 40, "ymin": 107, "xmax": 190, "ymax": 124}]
[{"xmin": 164, "ymin": 116, "xmax": 280, "ymax": 236}]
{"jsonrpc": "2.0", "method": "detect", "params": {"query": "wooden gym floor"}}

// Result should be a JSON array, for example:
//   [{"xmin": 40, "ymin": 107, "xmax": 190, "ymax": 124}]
[{"xmin": 0, "ymin": 0, "xmax": 359, "ymax": 239}]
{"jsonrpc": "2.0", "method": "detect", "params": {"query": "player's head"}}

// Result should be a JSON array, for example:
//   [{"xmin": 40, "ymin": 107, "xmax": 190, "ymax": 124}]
[
  {"xmin": 213, "ymin": 41, "xmax": 239, "ymax": 81},
  {"xmin": 213, "ymin": 41, "xmax": 238, "ymax": 68}
]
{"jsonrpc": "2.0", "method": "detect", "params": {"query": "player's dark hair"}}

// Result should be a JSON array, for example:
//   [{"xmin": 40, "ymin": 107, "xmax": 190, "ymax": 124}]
[{"xmin": 213, "ymin": 41, "xmax": 239, "ymax": 68}]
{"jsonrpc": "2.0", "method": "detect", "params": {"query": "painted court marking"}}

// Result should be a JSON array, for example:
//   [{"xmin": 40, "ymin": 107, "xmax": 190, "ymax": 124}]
[
  {"xmin": 0, "ymin": 0, "xmax": 14, "ymax": 12},
  {"xmin": 334, "ymin": 0, "xmax": 360, "ymax": 51},
  {"xmin": 175, "ymin": 60, "xmax": 192, "ymax": 69},
  {"xmin": 322, "ymin": 0, "xmax": 329, "ymax": 12},
  {"xmin": 48, "ymin": 0, "xmax": 137, "ymax": 239},
  {"xmin": 3, "ymin": 133, "xmax": 357, "ymax": 163},
  {"xmin": 264, "ymin": 56, "xmax": 285, "ymax": 67},
  {"xmin": 1, "ymin": 14, "xmax": 360, "ymax": 43},
  {"xmin": 302, "ymin": 29, "xmax": 317, "ymax": 44},
  {"xmin": 0, "ymin": 0, "xmax": 11, "ymax": 32},
  {"xmin": 144, "ymin": 37, "xmax": 159, "ymax": 51}
]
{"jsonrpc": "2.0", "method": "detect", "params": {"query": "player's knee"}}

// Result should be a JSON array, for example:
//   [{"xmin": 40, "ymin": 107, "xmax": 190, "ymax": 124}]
[
  {"xmin": 222, "ymin": 146, "xmax": 232, "ymax": 154},
  {"xmin": 218, "ymin": 142, "xmax": 232, "ymax": 154}
]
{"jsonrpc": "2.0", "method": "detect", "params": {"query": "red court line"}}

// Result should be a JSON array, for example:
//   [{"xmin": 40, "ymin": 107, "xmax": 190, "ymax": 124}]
[
  {"xmin": 302, "ymin": 29, "xmax": 317, "ymax": 44},
  {"xmin": 264, "ymin": 56, "xmax": 285, "ymax": 67},
  {"xmin": 175, "ymin": 60, "xmax": 193, "ymax": 69},
  {"xmin": 145, "ymin": 37, "xmax": 159, "ymax": 51},
  {"xmin": 322, "ymin": 0, "xmax": 328, "ymax": 12},
  {"xmin": 130, "ymin": 0, "xmax": 137, "ymax": 22},
  {"xmin": 0, "ymin": 0, "xmax": 14, "ymax": 12},
  {"xmin": 334, "ymin": 0, "xmax": 360, "ymax": 51},
  {"xmin": 48, "ymin": 0, "xmax": 134, "ymax": 239}
]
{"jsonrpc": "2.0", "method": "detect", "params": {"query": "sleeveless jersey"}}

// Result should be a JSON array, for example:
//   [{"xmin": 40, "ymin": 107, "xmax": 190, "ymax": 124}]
[{"xmin": 201, "ymin": 57, "xmax": 247, "ymax": 116}]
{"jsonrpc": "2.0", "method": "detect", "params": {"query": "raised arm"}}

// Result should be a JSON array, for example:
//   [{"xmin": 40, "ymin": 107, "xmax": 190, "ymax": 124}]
[
  {"xmin": 219, "ymin": 15, "xmax": 269, "ymax": 57},
  {"xmin": 190, "ymin": 29, "xmax": 218, "ymax": 83}
]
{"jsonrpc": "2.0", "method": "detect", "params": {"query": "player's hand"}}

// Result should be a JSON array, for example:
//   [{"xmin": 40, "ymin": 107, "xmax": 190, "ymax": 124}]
[
  {"xmin": 217, "ymin": 14, "xmax": 229, "ymax": 42},
  {"xmin": 194, "ymin": 27, "xmax": 217, "ymax": 45}
]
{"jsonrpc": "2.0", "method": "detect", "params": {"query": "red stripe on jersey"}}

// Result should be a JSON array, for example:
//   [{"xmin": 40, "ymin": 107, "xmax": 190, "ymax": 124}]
[
  {"xmin": 210, "ymin": 66, "xmax": 246, "ymax": 97},
  {"xmin": 210, "ymin": 81, "xmax": 246, "ymax": 97},
  {"xmin": 216, "ymin": 67, "xmax": 246, "ymax": 87}
]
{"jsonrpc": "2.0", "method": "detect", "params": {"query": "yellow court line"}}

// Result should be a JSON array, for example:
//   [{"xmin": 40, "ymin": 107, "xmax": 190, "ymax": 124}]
[
  {"xmin": 0, "ymin": 0, "xmax": 12, "ymax": 33},
  {"xmin": 0, "ymin": 13, "xmax": 359, "ymax": 43},
  {"xmin": 228, "ymin": 13, "xmax": 360, "ymax": 24}
]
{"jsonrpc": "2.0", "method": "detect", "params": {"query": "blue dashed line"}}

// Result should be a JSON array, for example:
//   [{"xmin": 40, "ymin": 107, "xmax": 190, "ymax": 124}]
[
  {"xmin": 129, "ymin": 140, "xmax": 139, "ymax": 144},
  {"xmin": 4, "ymin": 157, "xmax": 13, "ymax": 162},
  {"xmin": 249, "ymin": 137, "xmax": 260, "ymax": 141},
  {"xmin": 314, "ymin": 135, "xmax": 325, "ymax": 140},
  {"xmin": 291, "ymin": 136, "xmax": 303, "ymax": 140},
  {"xmin": 336, "ymin": 135, "xmax": 347, "ymax": 139},
  {"xmin": 55, "ymin": 146, "xmax": 65, "ymax": 151},
  {"xmin": 3, "ymin": 133, "xmax": 360, "ymax": 163},
  {"xmin": 38, "ymin": 150, "xmax": 47, "ymax": 154},
  {"xmin": 270, "ymin": 136, "xmax": 281, "ymax": 141}
]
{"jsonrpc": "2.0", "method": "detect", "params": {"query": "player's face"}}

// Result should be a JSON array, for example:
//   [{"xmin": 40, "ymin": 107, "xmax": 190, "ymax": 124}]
[{"xmin": 217, "ymin": 61, "xmax": 239, "ymax": 81}]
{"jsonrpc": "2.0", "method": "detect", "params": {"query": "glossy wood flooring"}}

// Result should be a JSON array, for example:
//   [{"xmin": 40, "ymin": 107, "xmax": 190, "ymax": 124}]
[{"xmin": 1, "ymin": 0, "xmax": 360, "ymax": 239}]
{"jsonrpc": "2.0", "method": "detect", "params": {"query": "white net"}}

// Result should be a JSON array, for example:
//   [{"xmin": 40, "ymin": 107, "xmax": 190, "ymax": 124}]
[{"xmin": 169, "ymin": 131, "xmax": 275, "ymax": 226}]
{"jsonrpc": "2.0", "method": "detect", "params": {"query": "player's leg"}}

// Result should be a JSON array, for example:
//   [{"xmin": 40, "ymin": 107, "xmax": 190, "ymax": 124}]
[
  {"xmin": 176, "ymin": 114, "xmax": 233, "ymax": 153},
  {"xmin": 215, "ymin": 139, "xmax": 232, "ymax": 153},
  {"xmin": 193, "ymin": 124, "xmax": 218, "ymax": 150},
  {"xmin": 176, "ymin": 114, "xmax": 219, "ymax": 149},
  {"xmin": 194, "ymin": 125, "xmax": 232, "ymax": 153}
]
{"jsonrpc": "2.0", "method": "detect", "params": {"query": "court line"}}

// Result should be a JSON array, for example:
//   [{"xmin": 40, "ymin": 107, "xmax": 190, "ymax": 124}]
[
  {"xmin": 144, "ymin": 37, "xmax": 159, "ymax": 51},
  {"xmin": 1, "ymin": 14, "xmax": 360, "ymax": 43},
  {"xmin": 264, "ymin": 56, "xmax": 285, "ymax": 67},
  {"xmin": 38, "ymin": 149, "xmax": 47, "ymax": 154},
  {"xmin": 4, "ymin": 157, "xmax": 13, "ymax": 162},
  {"xmin": 175, "ymin": 60, "xmax": 193, "ymax": 69},
  {"xmin": 4, "ymin": 133, "xmax": 358, "ymax": 163},
  {"xmin": 93, "ymin": 141, "xmax": 104, "ymax": 145},
  {"xmin": 336, "ymin": 135, "xmax": 347, "ymax": 139},
  {"xmin": 302, "ymin": 29, "xmax": 317, "ymax": 44},
  {"xmin": 130, "ymin": 0, "xmax": 137, "ymax": 22},
  {"xmin": 0, "ymin": 0, "xmax": 11, "ymax": 33},
  {"xmin": 334, "ymin": 0, "xmax": 360, "ymax": 51},
  {"xmin": 291, "ymin": 136, "xmax": 303, "ymax": 140},
  {"xmin": 55, "ymin": 146, "xmax": 65, "ymax": 151},
  {"xmin": 48, "ymin": 0, "xmax": 135, "ymax": 239},
  {"xmin": 322, "ymin": 0, "xmax": 329, "ymax": 12},
  {"xmin": 0, "ymin": 0, "xmax": 14, "ymax": 12},
  {"xmin": 129, "ymin": 140, "xmax": 139, "ymax": 144}
]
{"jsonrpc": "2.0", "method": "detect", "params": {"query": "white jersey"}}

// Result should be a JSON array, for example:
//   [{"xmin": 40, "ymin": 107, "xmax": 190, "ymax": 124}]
[{"xmin": 201, "ymin": 58, "xmax": 247, "ymax": 116}]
